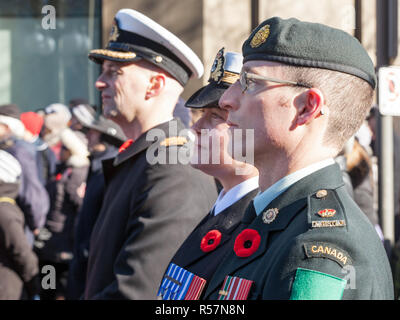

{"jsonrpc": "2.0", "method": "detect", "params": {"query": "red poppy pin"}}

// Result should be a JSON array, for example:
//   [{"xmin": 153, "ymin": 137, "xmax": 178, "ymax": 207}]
[
  {"xmin": 234, "ymin": 229, "xmax": 261, "ymax": 258},
  {"xmin": 200, "ymin": 229, "xmax": 222, "ymax": 253},
  {"xmin": 119, "ymin": 139, "xmax": 133, "ymax": 153}
]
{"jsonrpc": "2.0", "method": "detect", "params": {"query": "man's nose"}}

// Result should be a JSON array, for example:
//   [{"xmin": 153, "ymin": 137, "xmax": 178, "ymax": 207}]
[
  {"xmin": 191, "ymin": 115, "xmax": 205, "ymax": 135},
  {"xmin": 95, "ymin": 75, "xmax": 107, "ymax": 90},
  {"xmin": 219, "ymin": 81, "xmax": 240, "ymax": 111}
]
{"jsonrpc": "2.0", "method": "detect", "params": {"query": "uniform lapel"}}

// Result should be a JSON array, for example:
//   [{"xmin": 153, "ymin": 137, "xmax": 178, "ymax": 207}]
[
  {"xmin": 106, "ymin": 118, "xmax": 186, "ymax": 168},
  {"xmin": 173, "ymin": 189, "xmax": 259, "ymax": 268},
  {"xmin": 204, "ymin": 163, "xmax": 345, "ymax": 298}
]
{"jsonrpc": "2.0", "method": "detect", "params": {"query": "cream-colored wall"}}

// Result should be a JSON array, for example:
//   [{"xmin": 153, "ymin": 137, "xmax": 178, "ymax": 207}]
[
  {"xmin": 361, "ymin": 0, "xmax": 377, "ymax": 66},
  {"xmin": 259, "ymin": 0, "xmax": 356, "ymax": 33},
  {"xmin": 99, "ymin": 0, "xmax": 400, "ymax": 106},
  {"xmin": 257, "ymin": 0, "xmax": 379, "ymax": 65},
  {"xmin": 101, "ymin": 0, "xmax": 253, "ymax": 98},
  {"xmin": 202, "ymin": 0, "xmax": 251, "ymax": 83}
]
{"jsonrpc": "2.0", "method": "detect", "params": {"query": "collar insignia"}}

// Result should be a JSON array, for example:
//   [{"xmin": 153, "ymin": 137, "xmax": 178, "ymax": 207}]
[
  {"xmin": 262, "ymin": 208, "xmax": 279, "ymax": 224},
  {"xmin": 250, "ymin": 24, "xmax": 270, "ymax": 48}
]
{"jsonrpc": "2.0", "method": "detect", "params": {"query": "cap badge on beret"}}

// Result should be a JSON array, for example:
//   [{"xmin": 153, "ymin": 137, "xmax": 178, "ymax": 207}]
[
  {"xmin": 210, "ymin": 48, "xmax": 225, "ymax": 83},
  {"xmin": 109, "ymin": 19, "xmax": 120, "ymax": 42},
  {"xmin": 250, "ymin": 24, "xmax": 270, "ymax": 48}
]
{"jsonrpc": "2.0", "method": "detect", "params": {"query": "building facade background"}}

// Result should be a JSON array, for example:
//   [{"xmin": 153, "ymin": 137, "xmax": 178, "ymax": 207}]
[{"xmin": 0, "ymin": 0, "xmax": 399, "ymax": 114}]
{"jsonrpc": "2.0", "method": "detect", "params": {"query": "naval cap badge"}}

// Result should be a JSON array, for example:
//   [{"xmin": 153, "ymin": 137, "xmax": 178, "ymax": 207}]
[
  {"xmin": 109, "ymin": 19, "xmax": 120, "ymax": 42},
  {"xmin": 262, "ymin": 208, "xmax": 279, "ymax": 224},
  {"xmin": 209, "ymin": 47, "xmax": 225, "ymax": 83}
]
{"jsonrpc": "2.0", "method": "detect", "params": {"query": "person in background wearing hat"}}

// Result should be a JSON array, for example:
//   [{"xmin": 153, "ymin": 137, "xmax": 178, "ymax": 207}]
[
  {"xmin": 35, "ymin": 129, "xmax": 89, "ymax": 300},
  {"xmin": 157, "ymin": 48, "xmax": 259, "ymax": 300},
  {"xmin": 0, "ymin": 104, "xmax": 50, "ymax": 246},
  {"xmin": 20, "ymin": 111, "xmax": 57, "ymax": 187},
  {"xmin": 41, "ymin": 103, "xmax": 72, "ymax": 161},
  {"xmin": 69, "ymin": 98, "xmax": 89, "ymax": 111},
  {"xmin": 0, "ymin": 150, "xmax": 40, "ymax": 299},
  {"xmin": 203, "ymin": 17, "xmax": 393, "ymax": 300},
  {"xmin": 66, "ymin": 104, "xmax": 126, "ymax": 299},
  {"xmin": 84, "ymin": 9, "xmax": 217, "ymax": 299}
]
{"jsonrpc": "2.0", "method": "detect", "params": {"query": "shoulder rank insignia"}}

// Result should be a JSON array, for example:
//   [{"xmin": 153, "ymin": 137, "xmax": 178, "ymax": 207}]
[
  {"xmin": 109, "ymin": 19, "xmax": 120, "ymax": 42},
  {"xmin": 308, "ymin": 189, "xmax": 346, "ymax": 229},
  {"xmin": 317, "ymin": 208, "xmax": 336, "ymax": 218},
  {"xmin": 250, "ymin": 24, "xmax": 270, "ymax": 48},
  {"xmin": 157, "ymin": 263, "xmax": 206, "ymax": 300},
  {"xmin": 303, "ymin": 242, "xmax": 352, "ymax": 267},
  {"xmin": 218, "ymin": 275, "xmax": 253, "ymax": 300},
  {"xmin": 312, "ymin": 220, "xmax": 346, "ymax": 228},
  {"xmin": 160, "ymin": 136, "xmax": 188, "ymax": 147}
]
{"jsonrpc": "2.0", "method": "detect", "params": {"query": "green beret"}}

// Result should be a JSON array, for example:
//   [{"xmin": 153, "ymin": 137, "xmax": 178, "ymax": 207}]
[{"xmin": 243, "ymin": 17, "xmax": 376, "ymax": 88}]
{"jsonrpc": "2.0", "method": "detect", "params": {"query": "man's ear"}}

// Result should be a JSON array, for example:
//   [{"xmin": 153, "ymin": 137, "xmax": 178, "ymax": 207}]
[
  {"xmin": 145, "ymin": 74, "xmax": 166, "ymax": 99},
  {"xmin": 293, "ymin": 88, "xmax": 325, "ymax": 127}
]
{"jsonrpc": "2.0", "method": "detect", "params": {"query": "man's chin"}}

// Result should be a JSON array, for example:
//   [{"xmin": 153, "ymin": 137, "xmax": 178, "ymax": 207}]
[
  {"xmin": 102, "ymin": 105, "xmax": 119, "ymax": 119},
  {"xmin": 190, "ymin": 162, "xmax": 217, "ymax": 175}
]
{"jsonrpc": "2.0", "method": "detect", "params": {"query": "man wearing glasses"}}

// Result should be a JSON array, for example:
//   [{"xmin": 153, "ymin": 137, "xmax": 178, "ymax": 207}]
[
  {"xmin": 157, "ymin": 49, "xmax": 259, "ymax": 300},
  {"xmin": 203, "ymin": 17, "xmax": 394, "ymax": 300}
]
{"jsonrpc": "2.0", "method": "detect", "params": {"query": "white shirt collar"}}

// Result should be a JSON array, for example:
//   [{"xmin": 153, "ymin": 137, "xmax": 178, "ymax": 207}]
[
  {"xmin": 213, "ymin": 176, "xmax": 259, "ymax": 216},
  {"xmin": 253, "ymin": 158, "xmax": 335, "ymax": 216}
]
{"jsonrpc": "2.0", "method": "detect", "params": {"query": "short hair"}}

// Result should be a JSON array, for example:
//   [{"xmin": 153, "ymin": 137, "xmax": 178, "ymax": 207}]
[{"xmin": 282, "ymin": 65, "xmax": 374, "ymax": 151}]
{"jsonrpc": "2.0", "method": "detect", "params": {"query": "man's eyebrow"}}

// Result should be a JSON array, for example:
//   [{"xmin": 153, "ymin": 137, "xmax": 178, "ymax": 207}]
[{"xmin": 102, "ymin": 64, "xmax": 121, "ymax": 71}]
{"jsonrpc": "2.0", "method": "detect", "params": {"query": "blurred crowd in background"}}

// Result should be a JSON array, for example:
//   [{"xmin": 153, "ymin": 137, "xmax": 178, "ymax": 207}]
[{"xmin": 0, "ymin": 97, "xmax": 399, "ymax": 299}]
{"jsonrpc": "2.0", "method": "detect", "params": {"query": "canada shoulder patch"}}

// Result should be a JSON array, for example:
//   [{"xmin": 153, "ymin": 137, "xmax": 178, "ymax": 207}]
[{"xmin": 303, "ymin": 241, "xmax": 352, "ymax": 268}]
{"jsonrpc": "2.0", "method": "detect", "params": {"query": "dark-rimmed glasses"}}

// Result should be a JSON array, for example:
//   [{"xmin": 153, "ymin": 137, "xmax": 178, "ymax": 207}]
[{"xmin": 239, "ymin": 71, "xmax": 312, "ymax": 93}]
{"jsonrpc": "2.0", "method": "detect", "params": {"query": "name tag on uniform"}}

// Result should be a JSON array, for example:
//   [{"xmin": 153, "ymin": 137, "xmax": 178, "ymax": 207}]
[
  {"xmin": 217, "ymin": 275, "xmax": 253, "ymax": 300},
  {"xmin": 157, "ymin": 263, "xmax": 206, "ymax": 300}
]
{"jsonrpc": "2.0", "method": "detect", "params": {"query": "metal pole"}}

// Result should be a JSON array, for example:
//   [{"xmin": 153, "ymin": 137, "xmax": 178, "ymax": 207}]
[
  {"xmin": 88, "ymin": 0, "xmax": 95, "ymax": 107},
  {"xmin": 355, "ymin": 0, "xmax": 362, "ymax": 42},
  {"xmin": 251, "ymin": 0, "xmax": 259, "ymax": 32},
  {"xmin": 381, "ymin": 115, "xmax": 395, "ymax": 246},
  {"xmin": 376, "ymin": 0, "xmax": 395, "ymax": 247}
]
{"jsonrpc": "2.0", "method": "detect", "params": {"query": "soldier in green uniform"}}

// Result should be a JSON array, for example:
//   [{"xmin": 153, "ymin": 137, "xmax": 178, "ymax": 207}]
[{"xmin": 204, "ymin": 17, "xmax": 394, "ymax": 300}]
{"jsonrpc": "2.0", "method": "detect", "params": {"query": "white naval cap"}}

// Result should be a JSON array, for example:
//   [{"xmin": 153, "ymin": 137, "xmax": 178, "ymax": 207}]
[{"xmin": 89, "ymin": 8, "xmax": 204, "ymax": 86}]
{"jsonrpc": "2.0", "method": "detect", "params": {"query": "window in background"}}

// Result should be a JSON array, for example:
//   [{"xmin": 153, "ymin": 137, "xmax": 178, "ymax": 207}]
[{"xmin": 0, "ymin": 0, "xmax": 101, "ymax": 111}]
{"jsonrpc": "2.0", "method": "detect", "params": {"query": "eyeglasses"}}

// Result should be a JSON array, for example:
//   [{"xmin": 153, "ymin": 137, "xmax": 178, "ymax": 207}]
[{"xmin": 239, "ymin": 71, "xmax": 312, "ymax": 93}]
